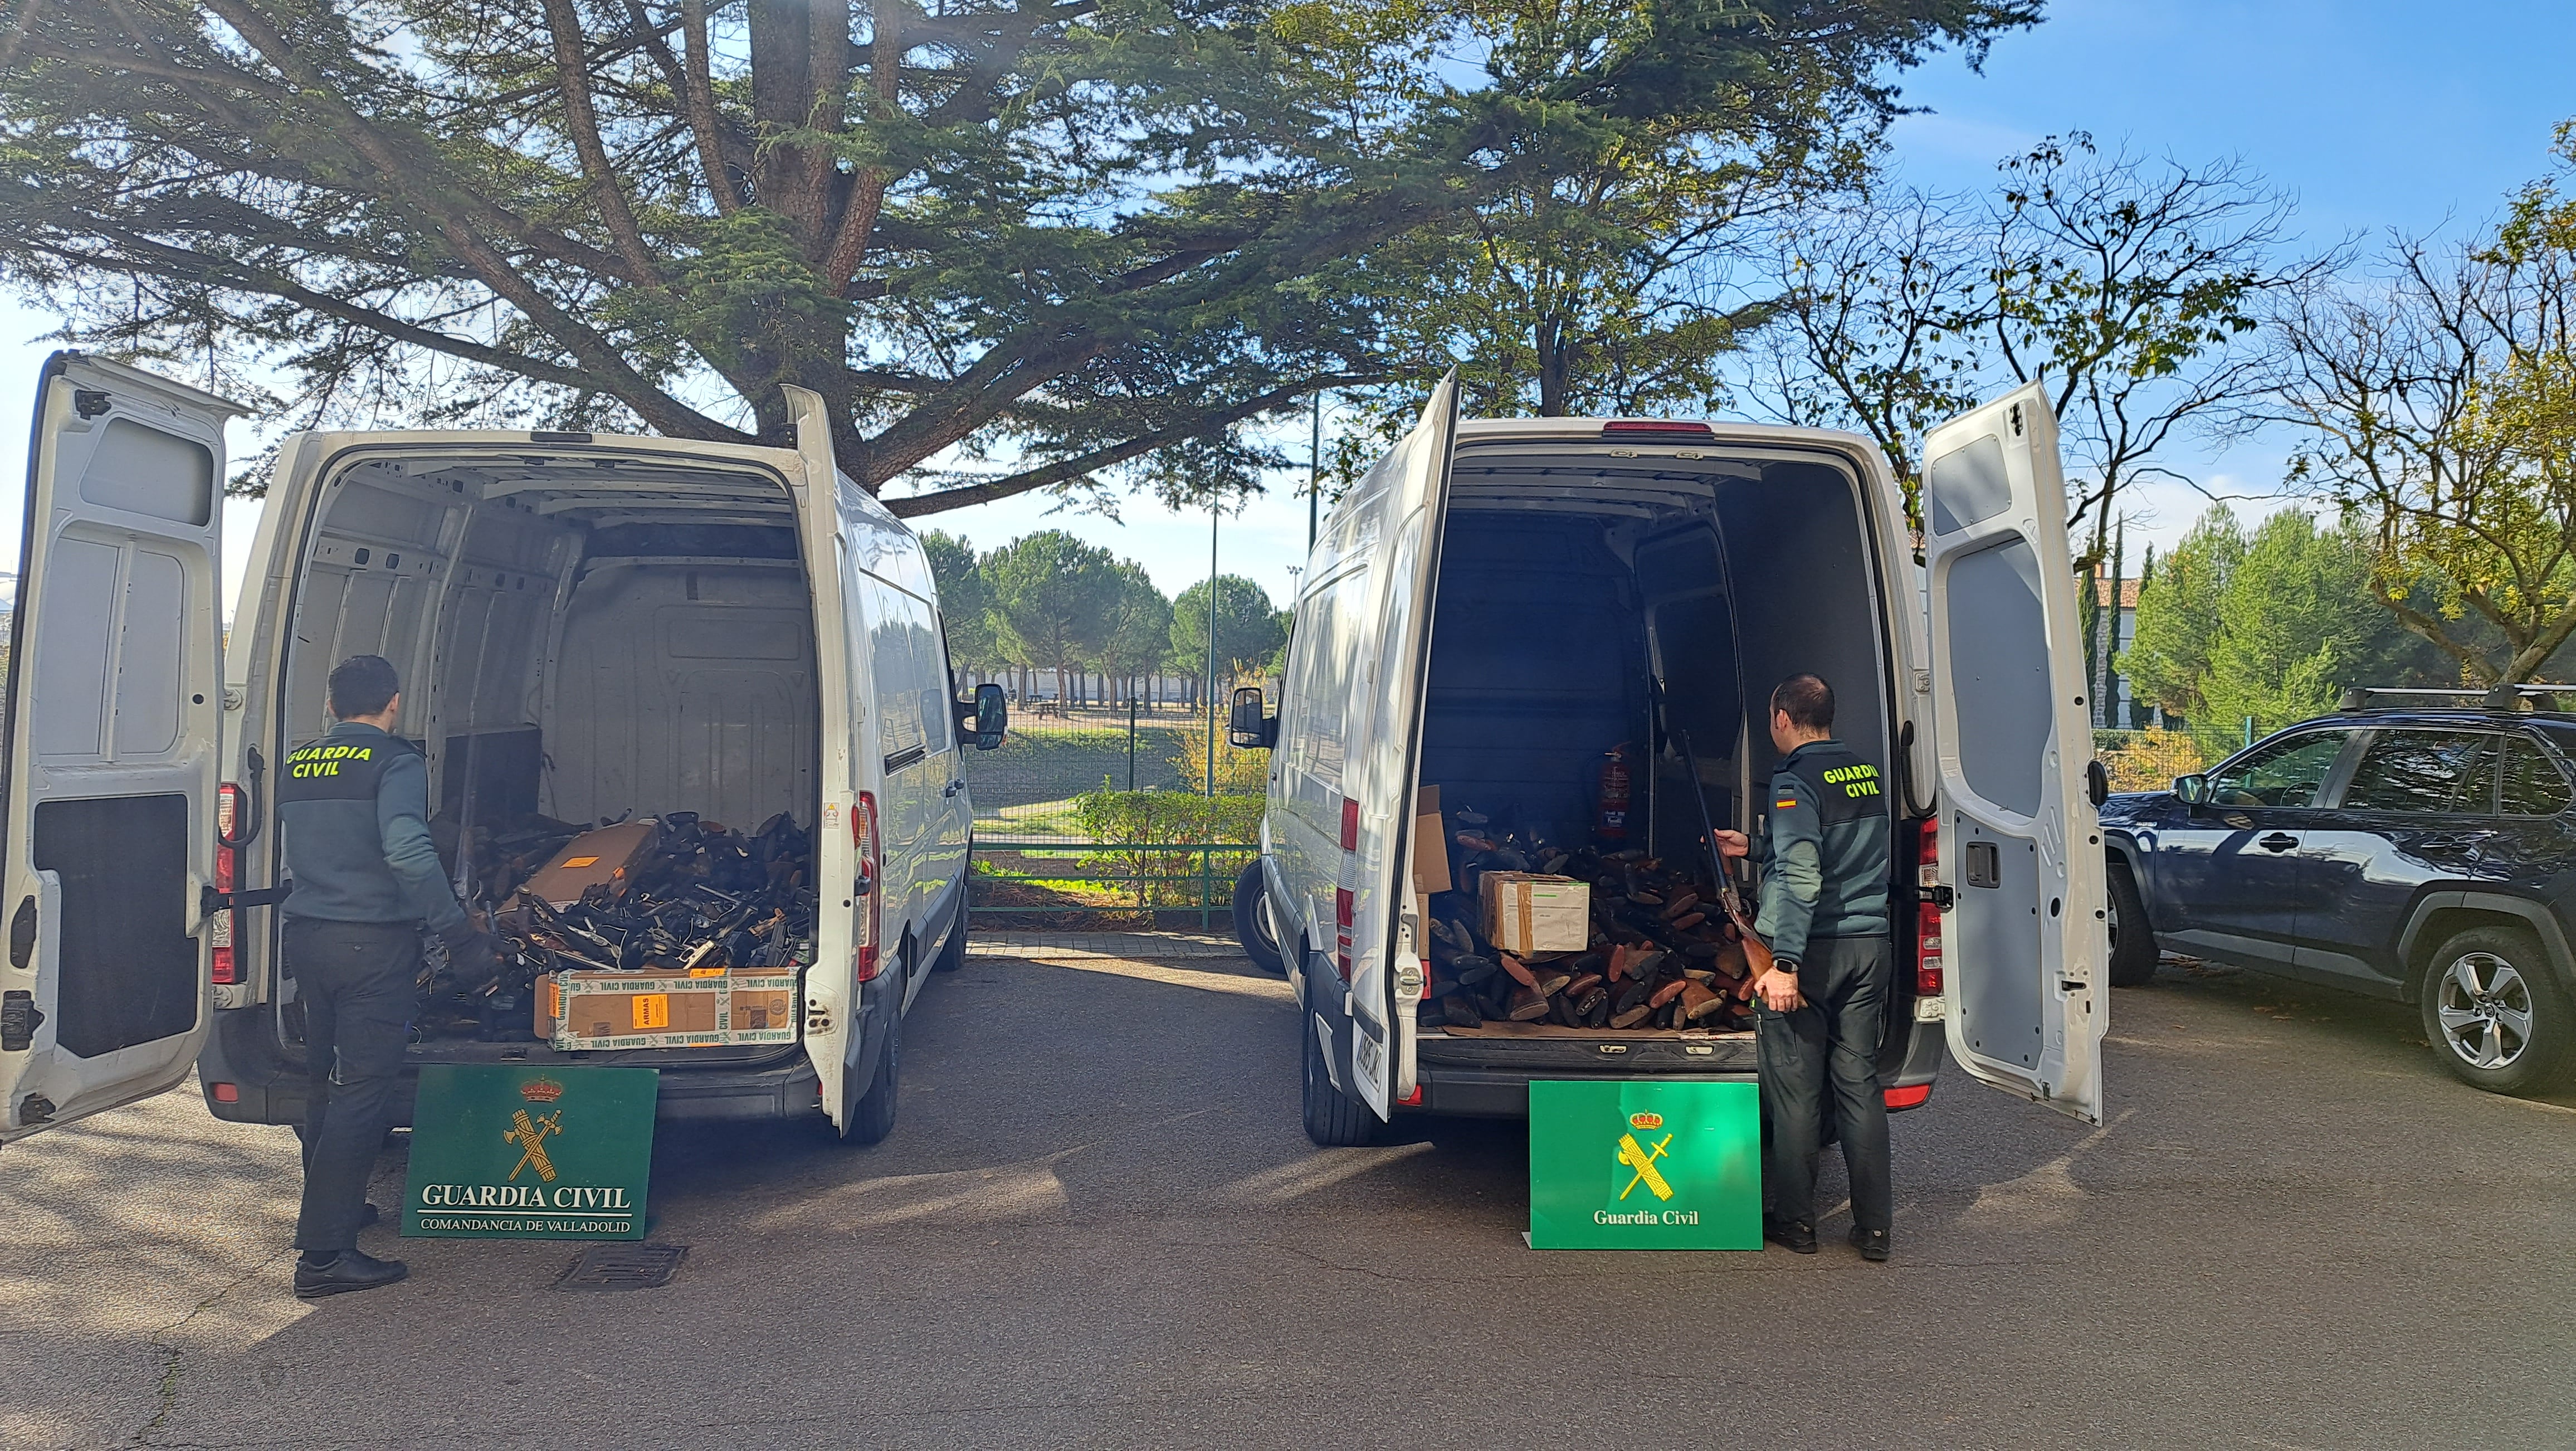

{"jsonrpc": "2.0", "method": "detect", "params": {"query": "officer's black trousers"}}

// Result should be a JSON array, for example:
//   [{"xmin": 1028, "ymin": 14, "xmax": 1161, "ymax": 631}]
[
  {"xmin": 1755, "ymin": 934, "xmax": 1892, "ymax": 1234},
  {"xmin": 285, "ymin": 918, "xmax": 419, "ymax": 1253}
]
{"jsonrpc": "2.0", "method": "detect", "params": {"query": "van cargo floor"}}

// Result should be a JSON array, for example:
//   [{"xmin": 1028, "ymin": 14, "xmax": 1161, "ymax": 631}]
[{"xmin": 1432, "ymin": 1022, "xmax": 1752, "ymax": 1042}]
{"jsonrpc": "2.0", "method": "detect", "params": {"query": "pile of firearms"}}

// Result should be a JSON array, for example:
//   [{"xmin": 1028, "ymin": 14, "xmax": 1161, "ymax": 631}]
[
  {"xmin": 1419, "ymin": 807, "xmax": 1759, "ymax": 1034},
  {"xmin": 418, "ymin": 811, "xmax": 816, "ymax": 1040}
]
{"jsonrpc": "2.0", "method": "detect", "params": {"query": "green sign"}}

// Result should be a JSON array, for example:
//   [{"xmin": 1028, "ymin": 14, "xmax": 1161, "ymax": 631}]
[
  {"xmin": 402, "ymin": 1065, "xmax": 658, "ymax": 1240},
  {"xmin": 1528, "ymin": 1079, "xmax": 1762, "ymax": 1250}
]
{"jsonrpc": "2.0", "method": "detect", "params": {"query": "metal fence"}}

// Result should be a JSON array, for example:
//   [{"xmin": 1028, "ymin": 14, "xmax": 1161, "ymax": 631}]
[
  {"xmin": 2093, "ymin": 727, "xmax": 2208, "ymax": 793},
  {"xmin": 959, "ymin": 699, "xmax": 1267, "ymax": 927}
]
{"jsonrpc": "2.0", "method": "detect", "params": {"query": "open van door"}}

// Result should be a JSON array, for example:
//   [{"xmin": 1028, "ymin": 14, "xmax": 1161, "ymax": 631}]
[
  {"xmin": 783, "ymin": 385, "xmax": 861, "ymax": 1131},
  {"xmin": 1344, "ymin": 373, "xmax": 1459, "ymax": 1117},
  {"xmin": 1, "ymin": 354, "xmax": 240, "ymax": 1143},
  {"xmin": 1919, "ymin": 383, "xmax": 2106, "ymax": 1125}
]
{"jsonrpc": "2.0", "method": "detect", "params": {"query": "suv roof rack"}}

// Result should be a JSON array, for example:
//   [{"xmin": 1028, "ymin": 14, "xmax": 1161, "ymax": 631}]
[{"xmin": 2338, "ymin": 684, "xmax": 2569, "ymax": 713}]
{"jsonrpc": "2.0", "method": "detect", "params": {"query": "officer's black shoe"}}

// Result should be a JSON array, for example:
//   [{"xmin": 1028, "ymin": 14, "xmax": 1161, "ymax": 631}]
[
  {"xmin": 1763, "ymin": 1216, "xmax": 1817, "ymax": 1254},
  {"xmin": 1850, "ymin": 1226, "xmax": 1891, "ymax": 1262},
  {"xmin": 294, "ymin": 1248, "xmax": 408, "ymax": 1299}
]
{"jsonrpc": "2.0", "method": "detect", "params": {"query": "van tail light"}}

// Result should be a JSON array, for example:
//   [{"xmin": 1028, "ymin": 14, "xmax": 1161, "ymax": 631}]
[
  {"xmin": 1914, "ymin": 816, "xmax": 1943, "ymax": 997},
  {"xmin": 1334, "ymin": 886, "xmax": 1354, "ymax": 980},
  {"xmin": 1884, "ymin": 1082, "xmax": 1932, "ymax": 1110},
  {"xmin": 852, "ymin": 792, "xmax": 881, "ymax": 983},
  {"xmin": 1601, "ymin": 420, "xmax": 1716, "ymax": 439},
  {"xmin": 1339, "ymin": 796, "xmax": 1359, "ymax": 853},
  {"xmin": 211, "ymin": 783, "xmax": 243, "ymax": 985}
]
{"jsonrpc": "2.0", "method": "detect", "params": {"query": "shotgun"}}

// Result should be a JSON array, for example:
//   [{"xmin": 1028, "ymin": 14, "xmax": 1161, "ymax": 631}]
[{"xmin": 1655, "ymin": 681, "xmax": 1778, "ymax": 985}]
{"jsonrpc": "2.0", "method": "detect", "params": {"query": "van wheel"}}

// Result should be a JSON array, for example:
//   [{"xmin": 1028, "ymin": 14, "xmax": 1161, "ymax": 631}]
[
  {"xmin": 2419, "ymin": 924, "xmax": 2576, "ymax": 1096},
  {"xmin": 2106, "ymin": 863, "xmax": 2159, "ymax": 987},
  {"xmin": 932, "ymin": 890, "xmax": 968, "ymax": 973},
  {"xmin": 1301, "ymin": 1015, "xmax": 1381, "ymax": 1147},
  {"xmin": 1233, "ymin": 859, "xmax": 1286, "ymax": 976},
  {"xmin": 836, "ymin": 1006, "xmax": 901, "ymax": 1145}
]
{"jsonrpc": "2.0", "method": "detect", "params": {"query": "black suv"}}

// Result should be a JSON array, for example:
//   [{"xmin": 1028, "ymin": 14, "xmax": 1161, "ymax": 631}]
[{"xmin": 2100, "ymin": 689, "xmax": 2576, "ymax": 1097}]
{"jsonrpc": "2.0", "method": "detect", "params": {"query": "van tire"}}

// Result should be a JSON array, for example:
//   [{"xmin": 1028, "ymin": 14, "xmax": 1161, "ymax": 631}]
[
  {"xmin": 1301, "ymin": 1016, "xmax": 1381, "ymax": 1147},
  {"xmin": 838, "ymin": 1004, "xmax": 901, "ymax": 1145},
  {"xmin": 932, "ymin": 889, "xmax": 968, "ymax": 973},
  {"xmin": 2106, "ymin": 863, "xmax": 2159, "ymax": 987},
  {"xmin": 2419, "ymin": 924, "xmax": 2576, "ymax": 1097},
  {"xmin": 1233, "ymin": 859, "xmax": 1286, "ymax": 976}
]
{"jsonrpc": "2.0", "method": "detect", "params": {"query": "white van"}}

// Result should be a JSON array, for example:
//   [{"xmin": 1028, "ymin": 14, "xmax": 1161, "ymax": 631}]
[
  {"xmin": 0, "ymin": 353, "xmax": 1002, "ymax": 1149},
  {"xmin": 1228, "ymin": 376, "xmax": 2110, "ymax": 1143}
]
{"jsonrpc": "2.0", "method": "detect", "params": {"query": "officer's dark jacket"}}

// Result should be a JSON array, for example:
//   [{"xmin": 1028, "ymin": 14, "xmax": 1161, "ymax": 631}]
[
  {"xmin": 276, "ymin": 721, "xmax": 466, "ymax": 934},
  {"xmin": 1752, "ymin": 737, "xmax": 1892, "ymax": 965}
]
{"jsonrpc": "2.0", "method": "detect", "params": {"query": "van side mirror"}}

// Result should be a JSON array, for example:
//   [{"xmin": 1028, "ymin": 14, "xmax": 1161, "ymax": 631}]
[
  {"xmin": 1227, "ymin": 686, "xmax": 1276, "ymax": 750},
  {"xmin": 960, "ymin": 683, "xmax": 1007, "ymax": 750},
  {"xmin": 2173, "ymin": 773, "xmax": 2209, "ymax": 806}
]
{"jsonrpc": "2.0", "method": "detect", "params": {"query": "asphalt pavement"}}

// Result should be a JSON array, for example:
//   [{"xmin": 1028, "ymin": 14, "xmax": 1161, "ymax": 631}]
[{"xmin": 3, "ymin": 941, "xmax": 2572, "ymax": 1450}]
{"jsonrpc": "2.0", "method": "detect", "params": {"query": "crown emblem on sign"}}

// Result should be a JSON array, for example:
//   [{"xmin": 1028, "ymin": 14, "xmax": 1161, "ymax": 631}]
[
  {"xmin": 1628, "ymin": 1112, "xmax": 1663, "ymax": 1130},
  {"xmin": 520, "ymin": 1077, "xmax": 565, "ymax": 1103}
]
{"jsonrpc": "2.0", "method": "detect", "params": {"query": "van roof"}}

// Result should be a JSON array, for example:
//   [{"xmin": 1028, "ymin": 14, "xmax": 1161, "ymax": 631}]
[{"xmin": 1455, "ymin": 416, "xmax": 1889, "ymax": 469}]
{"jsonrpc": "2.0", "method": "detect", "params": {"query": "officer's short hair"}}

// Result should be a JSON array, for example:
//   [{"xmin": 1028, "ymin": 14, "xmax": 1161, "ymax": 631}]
[
  {"xmin": 328, "ymin": 655, "xmax": 401, "ymax": 719},
  {"xmin": 1772, "ymin": 673, "xmax": 1834, "ymax": 731}
]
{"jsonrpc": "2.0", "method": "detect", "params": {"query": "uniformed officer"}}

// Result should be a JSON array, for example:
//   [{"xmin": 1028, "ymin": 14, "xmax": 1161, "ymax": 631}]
[
  {"xmin": 1710, "ymin": 673, "xmax": 1895, "ymax": 1262},
  {"xmin": 277, "ymin": 655, "xmax": 497, "ymax": 1298}
]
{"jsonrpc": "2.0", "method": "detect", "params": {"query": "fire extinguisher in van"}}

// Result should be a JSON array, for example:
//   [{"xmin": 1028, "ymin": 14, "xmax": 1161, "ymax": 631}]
[{"xmin": 1597, "ymin": 743, "xmax": 1633, "ymax": 844}]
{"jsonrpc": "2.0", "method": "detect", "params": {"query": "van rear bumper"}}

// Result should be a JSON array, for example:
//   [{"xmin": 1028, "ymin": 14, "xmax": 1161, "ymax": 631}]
[
  {"xmin": 1406, "ymin": 1018, "xmax": 1946, "ymax": 1119},
  {"xmin": 194, "ymin": 1006, "xmax": 821, "ymax": 1127}
]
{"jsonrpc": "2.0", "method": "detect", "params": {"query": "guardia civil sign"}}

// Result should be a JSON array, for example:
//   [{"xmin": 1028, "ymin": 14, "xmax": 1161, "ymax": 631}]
[
  {"xmin": 1528, "ymin": 1079, "xmax": 1762, "ymax": 1250},
  {"xmin": 403, "ymin": 1065, "xmax": 657, "ymax": 1240}
]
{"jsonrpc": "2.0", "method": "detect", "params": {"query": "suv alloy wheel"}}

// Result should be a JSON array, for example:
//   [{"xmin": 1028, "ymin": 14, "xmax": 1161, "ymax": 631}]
[{"xmin": 2419, "ymin": 924, "xmax": 2576, "ymax": 1096}]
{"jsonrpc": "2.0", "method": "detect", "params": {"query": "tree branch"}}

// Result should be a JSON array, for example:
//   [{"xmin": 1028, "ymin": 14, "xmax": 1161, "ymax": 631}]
[
  {"xmin": 883, "ymin": 377, "xmax": 1374, "ymax": 517},
  {"xmin": 200, "ymin": 0, "xmax": 737, "ymax": 441},
  {"xmin": 541, "ymin": 0, "xmax": 664, "ymax": 284}
]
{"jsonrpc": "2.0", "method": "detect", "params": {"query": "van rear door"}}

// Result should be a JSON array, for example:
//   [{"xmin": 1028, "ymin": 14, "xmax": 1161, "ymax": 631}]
[
  {"xmin": 1, "ymin": 354, "xmax": 240, "ymax": 1142},
  {"xmin": 786, "ymin": 386, "xmax": 860, "ymax": 1129},
  {"xmin": 1920, "ymin": 383, "xmax": 2107, "ymax": 1125},
  {"xmin": 1346, "ymin": 374, "xmax": 1459, "ymax": 1116}
]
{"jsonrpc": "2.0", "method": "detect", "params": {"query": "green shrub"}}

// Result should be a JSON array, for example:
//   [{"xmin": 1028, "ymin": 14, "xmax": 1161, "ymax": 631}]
[{"xmin": 1071, "ymin": 783, "xmax": 1262, "ymax": 907}]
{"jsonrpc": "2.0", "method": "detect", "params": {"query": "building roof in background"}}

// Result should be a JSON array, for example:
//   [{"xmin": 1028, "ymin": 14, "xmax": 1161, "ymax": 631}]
[{"xmin": 2090, "ymin": 573, "xmax": 2141, "ymax": 610}]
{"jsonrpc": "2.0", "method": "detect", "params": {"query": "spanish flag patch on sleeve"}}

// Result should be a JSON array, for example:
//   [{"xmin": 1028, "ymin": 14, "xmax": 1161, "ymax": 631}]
[{"xmin": 1775, "ymin": 797, "xmax": 1798, "ymax": 810}]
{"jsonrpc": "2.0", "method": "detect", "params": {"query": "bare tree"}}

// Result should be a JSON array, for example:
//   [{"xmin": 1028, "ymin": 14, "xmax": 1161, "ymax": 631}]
[
  {"xmin": 1745, "ymin": 185, "xmax": 1988, "ymax": 518},
  {"xmin": 2266, "ymin": 207, "xmax": 2576, "ymax": 684},
  {"xmin": 1985, "ymin": 135, "xmax": 2334, "ymax": 567}
]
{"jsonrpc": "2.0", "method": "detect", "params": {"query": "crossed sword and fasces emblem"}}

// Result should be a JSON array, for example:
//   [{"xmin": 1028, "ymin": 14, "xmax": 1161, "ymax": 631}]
[
  {"xmin": 505, "ymin": 1108, "xmax": 564, "ymax": 1184},
  {"xmin": 1616, "ymin": 1131, "xmax": 1675, "ymax": 1201}
]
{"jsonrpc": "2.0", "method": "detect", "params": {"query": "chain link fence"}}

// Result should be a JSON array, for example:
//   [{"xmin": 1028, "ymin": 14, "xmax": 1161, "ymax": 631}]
[
  {"xmin": 959, "ymin": 697, "xmax": 1270, "ymax": 927},
  {"xmin": 2094, "ymin": 727, "xmax": 2208, "ymax": 793}
]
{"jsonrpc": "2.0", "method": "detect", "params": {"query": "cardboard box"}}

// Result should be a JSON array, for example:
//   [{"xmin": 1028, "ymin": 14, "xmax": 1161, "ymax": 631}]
[
  {"xmin": 1481, "ymin": 872, "xmax": 1592, "ymax": 955},
  {"xmin": 520, "ymin": 820, "xmax": 659, "ymax": 908},
  {"xmin": 539, "ymin": 970, "xmax": 801, "ymax": 1050},
  {"xmin": 1411, "ymin": 785, "xmax": 1451, "ymax": 895}
]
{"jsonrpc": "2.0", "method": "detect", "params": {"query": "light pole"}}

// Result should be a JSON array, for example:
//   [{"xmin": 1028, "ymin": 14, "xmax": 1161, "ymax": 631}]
[
  {"xmin": 1306, "ymin": 390, "xmax": 1323, "ymax": 552},
  {"xmin": 1205, "ymin": 500, "xmax": 1219, "ymax": 801}
]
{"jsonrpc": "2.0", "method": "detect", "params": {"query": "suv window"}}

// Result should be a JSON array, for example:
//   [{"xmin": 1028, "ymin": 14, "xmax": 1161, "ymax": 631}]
[
  {"xmin": 2500, "ymin": 735, "xmax": 2574, "ymax": 816},
  {"xmin": 2207, "ymin": 731, "xmax": 2347, "ymax": 808},
  {"xmin": 2341, "ymin": 730, "xmax": 2499, "ymax": 814}
]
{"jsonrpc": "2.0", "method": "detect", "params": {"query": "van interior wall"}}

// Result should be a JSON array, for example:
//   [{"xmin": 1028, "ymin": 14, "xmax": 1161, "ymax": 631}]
[
  {"xmin": 544, "ymin": 557, "xmax": 818, "ymax": 829},
  {"xmin": 1420, "ymin": 457, "xmax": 1892, "ymax": 872},
  {"xmin": 1713, "ymin": 460, "xmax": 1892, "ymax": 810},
  {"xmin": 280, "ymin": 461, "xmax": 821, "ymax": 836},
  {"xmin": 1418, "ymin": 513, "xmax": 1652, "ymax": 843}
]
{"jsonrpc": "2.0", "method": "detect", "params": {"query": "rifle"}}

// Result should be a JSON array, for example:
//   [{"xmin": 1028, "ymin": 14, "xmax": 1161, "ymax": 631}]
[{"xmin": 1654, "ymin": 679, "xmax": 1778, "ymax": 985}]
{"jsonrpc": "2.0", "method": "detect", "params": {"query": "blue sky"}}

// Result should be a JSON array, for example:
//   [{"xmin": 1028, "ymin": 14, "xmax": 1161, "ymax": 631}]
[{"xmin": 6, "ymin": 0, "xmax": 2574, "ymax": 608}]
